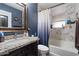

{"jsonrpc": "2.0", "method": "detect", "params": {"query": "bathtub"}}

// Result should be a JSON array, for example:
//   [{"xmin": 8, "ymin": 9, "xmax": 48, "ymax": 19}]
[{"xmin": 49, "ymin": 45, "xmax": 79, "ymax": 56}]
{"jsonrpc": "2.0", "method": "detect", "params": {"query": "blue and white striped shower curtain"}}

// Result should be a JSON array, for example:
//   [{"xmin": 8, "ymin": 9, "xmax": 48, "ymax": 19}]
[{"xmin": 38, "ymin": 9, "xmax": 50, "ymax": 46}]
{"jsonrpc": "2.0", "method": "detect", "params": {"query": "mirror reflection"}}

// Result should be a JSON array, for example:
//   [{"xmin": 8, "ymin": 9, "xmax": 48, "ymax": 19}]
[
  {"xmin": 0, "ymin": 3, "xmax": 26, "ymax": 29},
  {"xmin": 0, "ymin": 14, "xmax": 8, "ymax": 27}
]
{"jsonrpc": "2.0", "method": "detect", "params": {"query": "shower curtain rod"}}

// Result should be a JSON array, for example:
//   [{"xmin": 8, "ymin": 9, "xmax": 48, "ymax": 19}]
[
  {"xmin": 48, "ymin": 3, "xmax": 65, "ymax": 9},
  {"xmin": 39, "ymin": 3, "xmax": 65, "ymax": 12}
]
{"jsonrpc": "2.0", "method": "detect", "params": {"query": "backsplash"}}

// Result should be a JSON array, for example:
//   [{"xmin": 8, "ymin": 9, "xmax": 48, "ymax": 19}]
[
  {"xmin": 4, "ymin": 33, "xmax": 24, "ymax": 40},
  {"xmin": 4, "ymin": 32, "xmax": 24, "ymax": 36}
]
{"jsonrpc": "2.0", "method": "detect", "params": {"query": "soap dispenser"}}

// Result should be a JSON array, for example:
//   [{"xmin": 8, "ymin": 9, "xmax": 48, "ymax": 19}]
[{"xmin": 24, "ymin": 31, "xmax": 29, "ymax": 37}]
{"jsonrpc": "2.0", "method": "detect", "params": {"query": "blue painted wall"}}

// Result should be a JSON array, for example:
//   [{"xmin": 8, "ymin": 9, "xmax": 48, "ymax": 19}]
[
  {"xmin": 0, "ymin": 3, "xmax": 22, "ymax": 27},
  {"xmin": 27, "ymin": 3, "xmax": 49, "ymax": 46},
  {"xmin": 28, "ymin": 3, "xmax": 38, "ymax": 36}
]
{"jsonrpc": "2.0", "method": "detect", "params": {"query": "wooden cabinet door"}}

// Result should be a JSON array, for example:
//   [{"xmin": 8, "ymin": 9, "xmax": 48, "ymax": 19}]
[{"xmin": 75, "ymin": 20, "xmax": 79, "ymax": 51}]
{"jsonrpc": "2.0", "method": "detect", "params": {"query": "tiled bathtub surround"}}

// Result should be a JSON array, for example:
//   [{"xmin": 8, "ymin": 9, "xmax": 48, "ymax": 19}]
[
  {"xmin": 62, "ymin": 24, "xmax": 76, "ymax": 42},
  {"xmin": 49, "ymin": 23, "xmax": 78, "ymax": 53},
  {"xmin": 48, "ymin": 3, "xmax": 79, "ymax": 53}
]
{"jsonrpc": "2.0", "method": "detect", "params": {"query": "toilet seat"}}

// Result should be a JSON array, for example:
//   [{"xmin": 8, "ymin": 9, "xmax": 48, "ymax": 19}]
[{"xmin": 38, "ymin": 45, "xmax": 49, "ymax": 51}]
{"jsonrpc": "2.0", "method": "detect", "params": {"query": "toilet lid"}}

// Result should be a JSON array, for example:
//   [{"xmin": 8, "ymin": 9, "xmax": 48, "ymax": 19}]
[{"xmin": 38, "ymin": 45, "xmax": 49, "ymax": 51}]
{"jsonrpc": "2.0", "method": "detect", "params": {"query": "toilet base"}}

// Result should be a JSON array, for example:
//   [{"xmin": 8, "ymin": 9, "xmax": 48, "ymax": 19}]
[
  {"xmin": 38, "ymin": 50, "xmax": 49, "ymax": 56},
  {"xmin": 38, "ymin": 45, "xmax": 49, "ymax": 56}
]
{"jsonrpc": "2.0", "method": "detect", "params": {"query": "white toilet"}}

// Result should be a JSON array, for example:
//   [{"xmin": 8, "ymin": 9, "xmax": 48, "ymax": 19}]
[{"xmin": 38, "ymin": 45, "xmax": 49, "ymax": 56}]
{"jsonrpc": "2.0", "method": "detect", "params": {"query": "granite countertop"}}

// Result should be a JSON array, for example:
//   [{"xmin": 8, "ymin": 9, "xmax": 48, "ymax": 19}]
[{"xmin": 0, "ymin": 37, "xmax": 39, "ymax": 55}]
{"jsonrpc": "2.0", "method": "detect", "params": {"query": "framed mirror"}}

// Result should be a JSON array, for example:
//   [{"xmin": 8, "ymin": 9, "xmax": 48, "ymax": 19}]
[{"xmin": 0, "ymin": 3, "xmax": 27, "ymax": 32}]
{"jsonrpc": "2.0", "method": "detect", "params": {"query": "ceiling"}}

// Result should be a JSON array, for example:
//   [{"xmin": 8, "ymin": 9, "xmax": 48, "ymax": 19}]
[
  {"xmin": 4, "ymin": 3, "xmax": 24, "ymax": 11},
  {"xmin": 38, "ymin": 3, "xmax": 75, "ymax": 17},
  {"xmin": 5, "ymin": 3, "xmax": 63, "ymax": 12},
  {"xmin": 38, "ymin": 3, "xmax": 61, "ymax": 11}
]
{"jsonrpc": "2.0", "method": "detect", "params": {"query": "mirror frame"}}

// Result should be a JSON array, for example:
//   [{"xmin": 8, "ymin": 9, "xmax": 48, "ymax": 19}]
[{"xmin": 0, "ymin": 3, "xmax": 28, "ymax": 32}]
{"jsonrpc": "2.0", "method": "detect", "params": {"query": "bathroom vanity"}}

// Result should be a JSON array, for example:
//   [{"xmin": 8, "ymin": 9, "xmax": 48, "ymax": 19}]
[{"xmin": 0, "ymin": 37, "xmax": 39, "ymax": 56}]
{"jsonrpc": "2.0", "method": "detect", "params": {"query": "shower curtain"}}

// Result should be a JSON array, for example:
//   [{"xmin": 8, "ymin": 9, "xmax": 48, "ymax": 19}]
[{"xmin": 38, "ymin": 9, "xmax": 50, "ymax": 46}]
